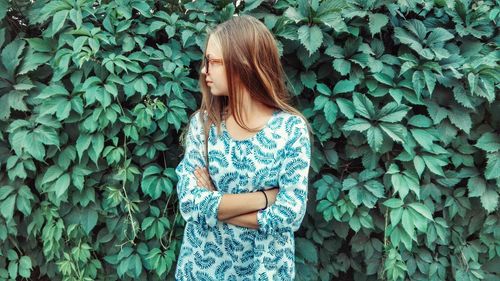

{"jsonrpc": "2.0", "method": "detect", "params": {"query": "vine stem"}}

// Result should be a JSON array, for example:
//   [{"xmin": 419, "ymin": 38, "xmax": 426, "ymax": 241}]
[
  {"xmin": 164, "ymin": 209, "xmax": 179, "ymax": 251},
  {"xmin": 116, "ymin": 98, "xmax": 137, "ymax": 245},
  {"xmin": 8, "ymin": 236, "xmax": 23, "ymax": 256},
  {"xmin": 383, "ymin": 207, "xmax": 389, "ymax": 247}
]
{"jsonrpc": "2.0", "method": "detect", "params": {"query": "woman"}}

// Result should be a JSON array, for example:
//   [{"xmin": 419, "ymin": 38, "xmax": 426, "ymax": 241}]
[{"xmin": 174, "ymin": 15, "xmax": 312, "ymax": 280}]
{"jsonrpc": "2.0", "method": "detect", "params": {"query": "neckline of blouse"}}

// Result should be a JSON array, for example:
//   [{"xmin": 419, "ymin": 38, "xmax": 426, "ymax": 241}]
[{"xmin": 221, "ymin": 109, "xmax": 280, "ymax": 143}]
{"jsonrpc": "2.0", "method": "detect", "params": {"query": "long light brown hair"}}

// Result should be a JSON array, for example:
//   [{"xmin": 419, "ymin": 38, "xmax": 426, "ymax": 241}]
[{"xmin": 181, "ymin": 15, "xmax": 313, "ymax": 179}]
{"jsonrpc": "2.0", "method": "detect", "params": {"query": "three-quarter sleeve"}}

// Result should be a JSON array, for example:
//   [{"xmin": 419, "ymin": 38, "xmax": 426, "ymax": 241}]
[
  {"xmin": 175, "ymin": 111, "xmax": 223, "ymax": 228},
  {"xmin": 256, "ymin": 115, "xmax": 311, "ymax": 234}
]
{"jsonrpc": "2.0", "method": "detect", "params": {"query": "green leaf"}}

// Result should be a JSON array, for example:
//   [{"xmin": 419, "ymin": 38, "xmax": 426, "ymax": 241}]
[
  {"xmin": 353, "ymin": 92, "xmax": 375, "ymax": 119},
  {"xmin": 242, "ymin": 0, "xmax": 264, "ymax": 12},
  {"xmin": 422, "ymin": 155, "xmax": 446, "ymax": 176},
  {"xmin": 412, "ymin": 71, "xmax": 425, "ymax": 98},
  {"xmin": 284, "ymin": 7, "xmax": 306, "ymax": 23},
  {"xmin": 316, "ymin": 0, "xmax": 346, "ymax": 30},
  {"xmin": 480, "ymin": 188, "xmax": 499, "ymax": 213},
  {"xmin": 52, "ymin": 10, "xmax": 69, "ymax": 35},
  {"xmin": 391, "ymin": 172, "xmax": 419, "ymax": 200},
  {"xmin": 333, "ymin": 80, "xmax": 356, "ymax": 94},
  {"xmin": 426, "ymin": 27, "xmax": 454, "ymax": 44},
  {"xmin": 31, "ymin": 127, "xmax": 58, "ymax": 148},
  {"xmin": 408, "ymin": 203, "xmax": 433, "ymax": 221},
  {"xmin": 448, "ymin": 107, "xmax": 471, "ymax": 133},
  {"xmin": 323, "ymin": 101, "xmax": 338, "ymax": 124},
  {"xmin": 181, "ymin": 29, "xmax": 194, "ymax": 47},
  {"xmin": 314, "ymin": 95, "xmax": 329, "ymax": 111},
  {"xmin": 475, "ymin": 132, "xmax": 500, "ymax": 153},
  {"xmin": 16, "ymin": 186, "xmax": 33, "ymax": 216},
  {"xmin": 384, "ymin": 198, "xmax": 404, "ymax": 209},
  {"xmin": 378, "ymin": 102, "xmax": 409, "ymax": 123},
  {"xmin": 1, "ymin": 194, "xmax": 16, "ymax": 220},
  {"xmin": 42, "ymin": 165, "xmax": 64, "ymax": 184},
  {"xmin": 467, "ymin": 177, "xmax": 486, "ymax": 197},
  {"xmin": 314, "ymin": 84, "xmax": 330, "ymax": 97},
  {"xmin": 423, "ymin": 70, "xmax": 436, "ymax": 95},
  {"xmin": 367, "ymin": 126, "xmax": 384, "ymax": 152},
  {"xmin": 8, "ymin": 261, "xmax": 17, "ymax": 279},
  {"xmin": 0, "ymin": 186, "xmax": 14, "ymax": 201},
  {"xmin": 0, "ymin": 0, "xmax": 8, "ymax": 21},
  {"xmin": 349, "ymin": 216, "xmax": 361, "ymax": 232},
  {"xmin": 82, "ymin": 209, "xmax": 98, "ymax": 234},
  {"xmin": 134, "ymin": 78, "xmax": 148, "ymax": 95},
  {"xmin": 342, "ymin": 118, "xmax": 371, "ymax": 132},
  {"xmin": 66, "ymin": 207, "xmax": 98, "ymax": 234},
  {"xmin": 485, "ymin": 152, "xmax": 500, "ymax": 180},
  {"xmin": 408, "ymin": 115, "xmax": 432, "ymax": 128},
  {"xmin": 298, "ymin": 25, "xmax": 323, "ymax": 55},
  {"xmin": 69, "ymin": 9, "xmax": 82, "ymax": 29},
  {"xmin": 24, "ymin": 133, "xmax": 45, "ymax": 161},
  {"xmin": 405, "ymin": 19, "xmax": 427, "ymax": 41},
  {"xmin": 379, "ymin": 123, "xmax": 407, "ymax": 143},
  {"xmin": 336, "ymin": 98, "xmax": 355, "ymax": 119},
  {"xmin": 18, "ymin": 256, "xmax": 32, "ymax": 278},
  {"xmin": 369, "ymin": 13, "xmax": 388, "ymax": 36},
  {"xmin": 453, "ymin": 85, "xmax": 474, "ymax": 109},
  {"xmin": 426, "ymin": 101, "xmax": 448, "ymax": 124},
  {"xmin": 300, "ymin": 71, "xmax": 316, "ymax": 89},
  {"xmin": 401, "ymin": 209, "xmax": 415, "ymax": 238},
  {"xmin": 130, "ymin": 254, "xmax": 142, "ymax": 277},
  {"xmin": 414, "ymin": 156, "xmax": 425, "ymax": 178},
  {"xmin": 141, "ymin": 165, "xmax": 173, "ymax": 200},
  {"xmin": 394, "ymin": 27, "xmax": 423, "ymax": 53},
  {"xmin": 89, "ymin": 134, "xmax": 104, "ymax": 164},
  {"xmin": 25, "ymin": 38, "xmax": 53, "ymax": 52},
  {"xmin": 76, "ymin": 134, "xmax": 92, "ymax": 161},
  {"xmin": 373, "ymin": 72, "xmax": 394, "ymax": 86},
  {"xmin": 0, "ymin": 91, "xmax": 29, "ymax": 121},
  {"xmin": 333, "ymin": 58, "xmax": 350, "ymax": 76},
  {"xmin": 411, "ymin": 129, "xmax": 435, "ymax": 150},
  {"xmin": 54, "ymin": 173, "xmax": 70, "ymax": 198},
  {"xmin": 1, "ymin": 39, "xmax": 25, "ymax": 75}
]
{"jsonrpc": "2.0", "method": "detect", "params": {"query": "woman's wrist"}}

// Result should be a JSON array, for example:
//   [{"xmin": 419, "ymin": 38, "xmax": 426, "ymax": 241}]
[{"xmin": 259, "ymin": 190, "xmax": 268, "ymax": 210}]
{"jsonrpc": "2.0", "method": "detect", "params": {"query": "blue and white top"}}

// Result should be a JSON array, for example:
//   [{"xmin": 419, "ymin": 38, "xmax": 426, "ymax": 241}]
[{"xmin": 174, "ymin": 109, "xmax": 311, "ymax": 281}]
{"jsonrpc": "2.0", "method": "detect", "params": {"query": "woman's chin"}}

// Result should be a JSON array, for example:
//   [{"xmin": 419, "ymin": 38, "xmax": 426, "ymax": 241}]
[{"xmin": 210, "ymin": 90, "xmax": 228, "ymax": 97}]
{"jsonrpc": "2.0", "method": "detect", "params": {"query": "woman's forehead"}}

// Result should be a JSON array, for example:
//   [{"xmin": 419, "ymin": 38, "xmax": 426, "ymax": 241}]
[{"xmin": 205, "ymin": 36, "xmax": 222, "ymax": 57}]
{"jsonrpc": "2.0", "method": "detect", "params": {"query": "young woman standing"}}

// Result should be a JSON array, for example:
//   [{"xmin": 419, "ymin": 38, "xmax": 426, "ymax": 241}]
[{"xmin": 174, "ymin": 15, "xmax": 312, "ymax": 280}]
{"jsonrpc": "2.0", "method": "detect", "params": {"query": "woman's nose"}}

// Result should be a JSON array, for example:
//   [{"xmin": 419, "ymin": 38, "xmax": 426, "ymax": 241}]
[{"xmin": 201, "ymin": 65, "xmax": 207, "ymax": 74}]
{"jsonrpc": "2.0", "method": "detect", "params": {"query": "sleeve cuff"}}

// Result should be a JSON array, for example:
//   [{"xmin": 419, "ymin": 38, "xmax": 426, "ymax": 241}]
[{"xmin": 256, "ymin": 209, "xmax": 266, "ymax": 233}]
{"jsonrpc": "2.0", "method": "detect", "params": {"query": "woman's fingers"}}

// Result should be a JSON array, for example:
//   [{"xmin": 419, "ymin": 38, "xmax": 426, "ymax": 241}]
[
  {"xmin": 198, "ymin": 167, "xmax": 211, "ymax": 187},
  {"xmin": 195, "ymin": 168, "xmax": 210, "ymax": 188},
  {"xmin": 195, "ymin": 168, "xmax": 208, "ymax": 187},
  {"xmin": 194, "ymin": 167, "xmax": 215, "ymax": 191}
]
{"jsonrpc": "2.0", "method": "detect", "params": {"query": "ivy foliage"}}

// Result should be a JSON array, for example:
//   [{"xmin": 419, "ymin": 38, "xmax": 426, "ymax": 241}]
[{"xmin": 0, "ymin": 0, "xmax": 499, "ymax": 280}]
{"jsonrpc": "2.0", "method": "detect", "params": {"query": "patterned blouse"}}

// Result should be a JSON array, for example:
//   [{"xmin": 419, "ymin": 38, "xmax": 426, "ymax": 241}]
[{"xmin": 174, "ymin": 109, "xmax": 311, "ymax": 280}]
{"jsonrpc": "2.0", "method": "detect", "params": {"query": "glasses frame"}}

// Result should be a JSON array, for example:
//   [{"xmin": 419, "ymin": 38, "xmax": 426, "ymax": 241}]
[{"xmin": 203, "ymin": 55, "xmax": 223, "ymax": 74}]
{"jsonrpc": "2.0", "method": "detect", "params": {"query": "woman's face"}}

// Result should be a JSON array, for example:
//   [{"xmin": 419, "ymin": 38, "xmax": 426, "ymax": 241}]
[{"xmin": 202, "ymin": 36, "xmax": 229, "ymax": 96}]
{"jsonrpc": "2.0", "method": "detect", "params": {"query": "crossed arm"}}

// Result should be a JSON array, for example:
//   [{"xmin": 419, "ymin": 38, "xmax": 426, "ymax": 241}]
[{"xmin": 193, "ymin": 166, "xmax": 279, "ymax": 229}]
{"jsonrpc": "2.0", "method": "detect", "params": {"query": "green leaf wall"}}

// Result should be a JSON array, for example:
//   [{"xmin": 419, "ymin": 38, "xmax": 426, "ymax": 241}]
[{"xmin": 0, "ymin": 0, "xmax": 499, "ymax": 280}]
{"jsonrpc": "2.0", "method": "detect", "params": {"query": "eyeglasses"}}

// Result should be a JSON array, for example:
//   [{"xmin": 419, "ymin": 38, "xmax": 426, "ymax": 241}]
[{"xmin": 203, "ymin": 55, "xmax": 223, "ymax": 74}]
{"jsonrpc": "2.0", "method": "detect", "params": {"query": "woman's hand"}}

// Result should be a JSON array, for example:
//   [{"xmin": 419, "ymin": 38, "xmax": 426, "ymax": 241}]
[{"xmin": 194, "ymin": 166, "xmax": 216, "ymax": 191}]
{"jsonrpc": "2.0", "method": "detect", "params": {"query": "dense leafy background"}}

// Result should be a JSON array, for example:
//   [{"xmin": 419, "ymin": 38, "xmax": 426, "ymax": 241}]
[{"xmin": 0, "ymin": 0, "xmax": 499, "ymax": 280}]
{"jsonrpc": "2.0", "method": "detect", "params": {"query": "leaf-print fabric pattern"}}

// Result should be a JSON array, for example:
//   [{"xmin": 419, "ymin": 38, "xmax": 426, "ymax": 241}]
[{"xmin": 175, "ymin": 109, "xmax": 311, "ymax": 280}]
